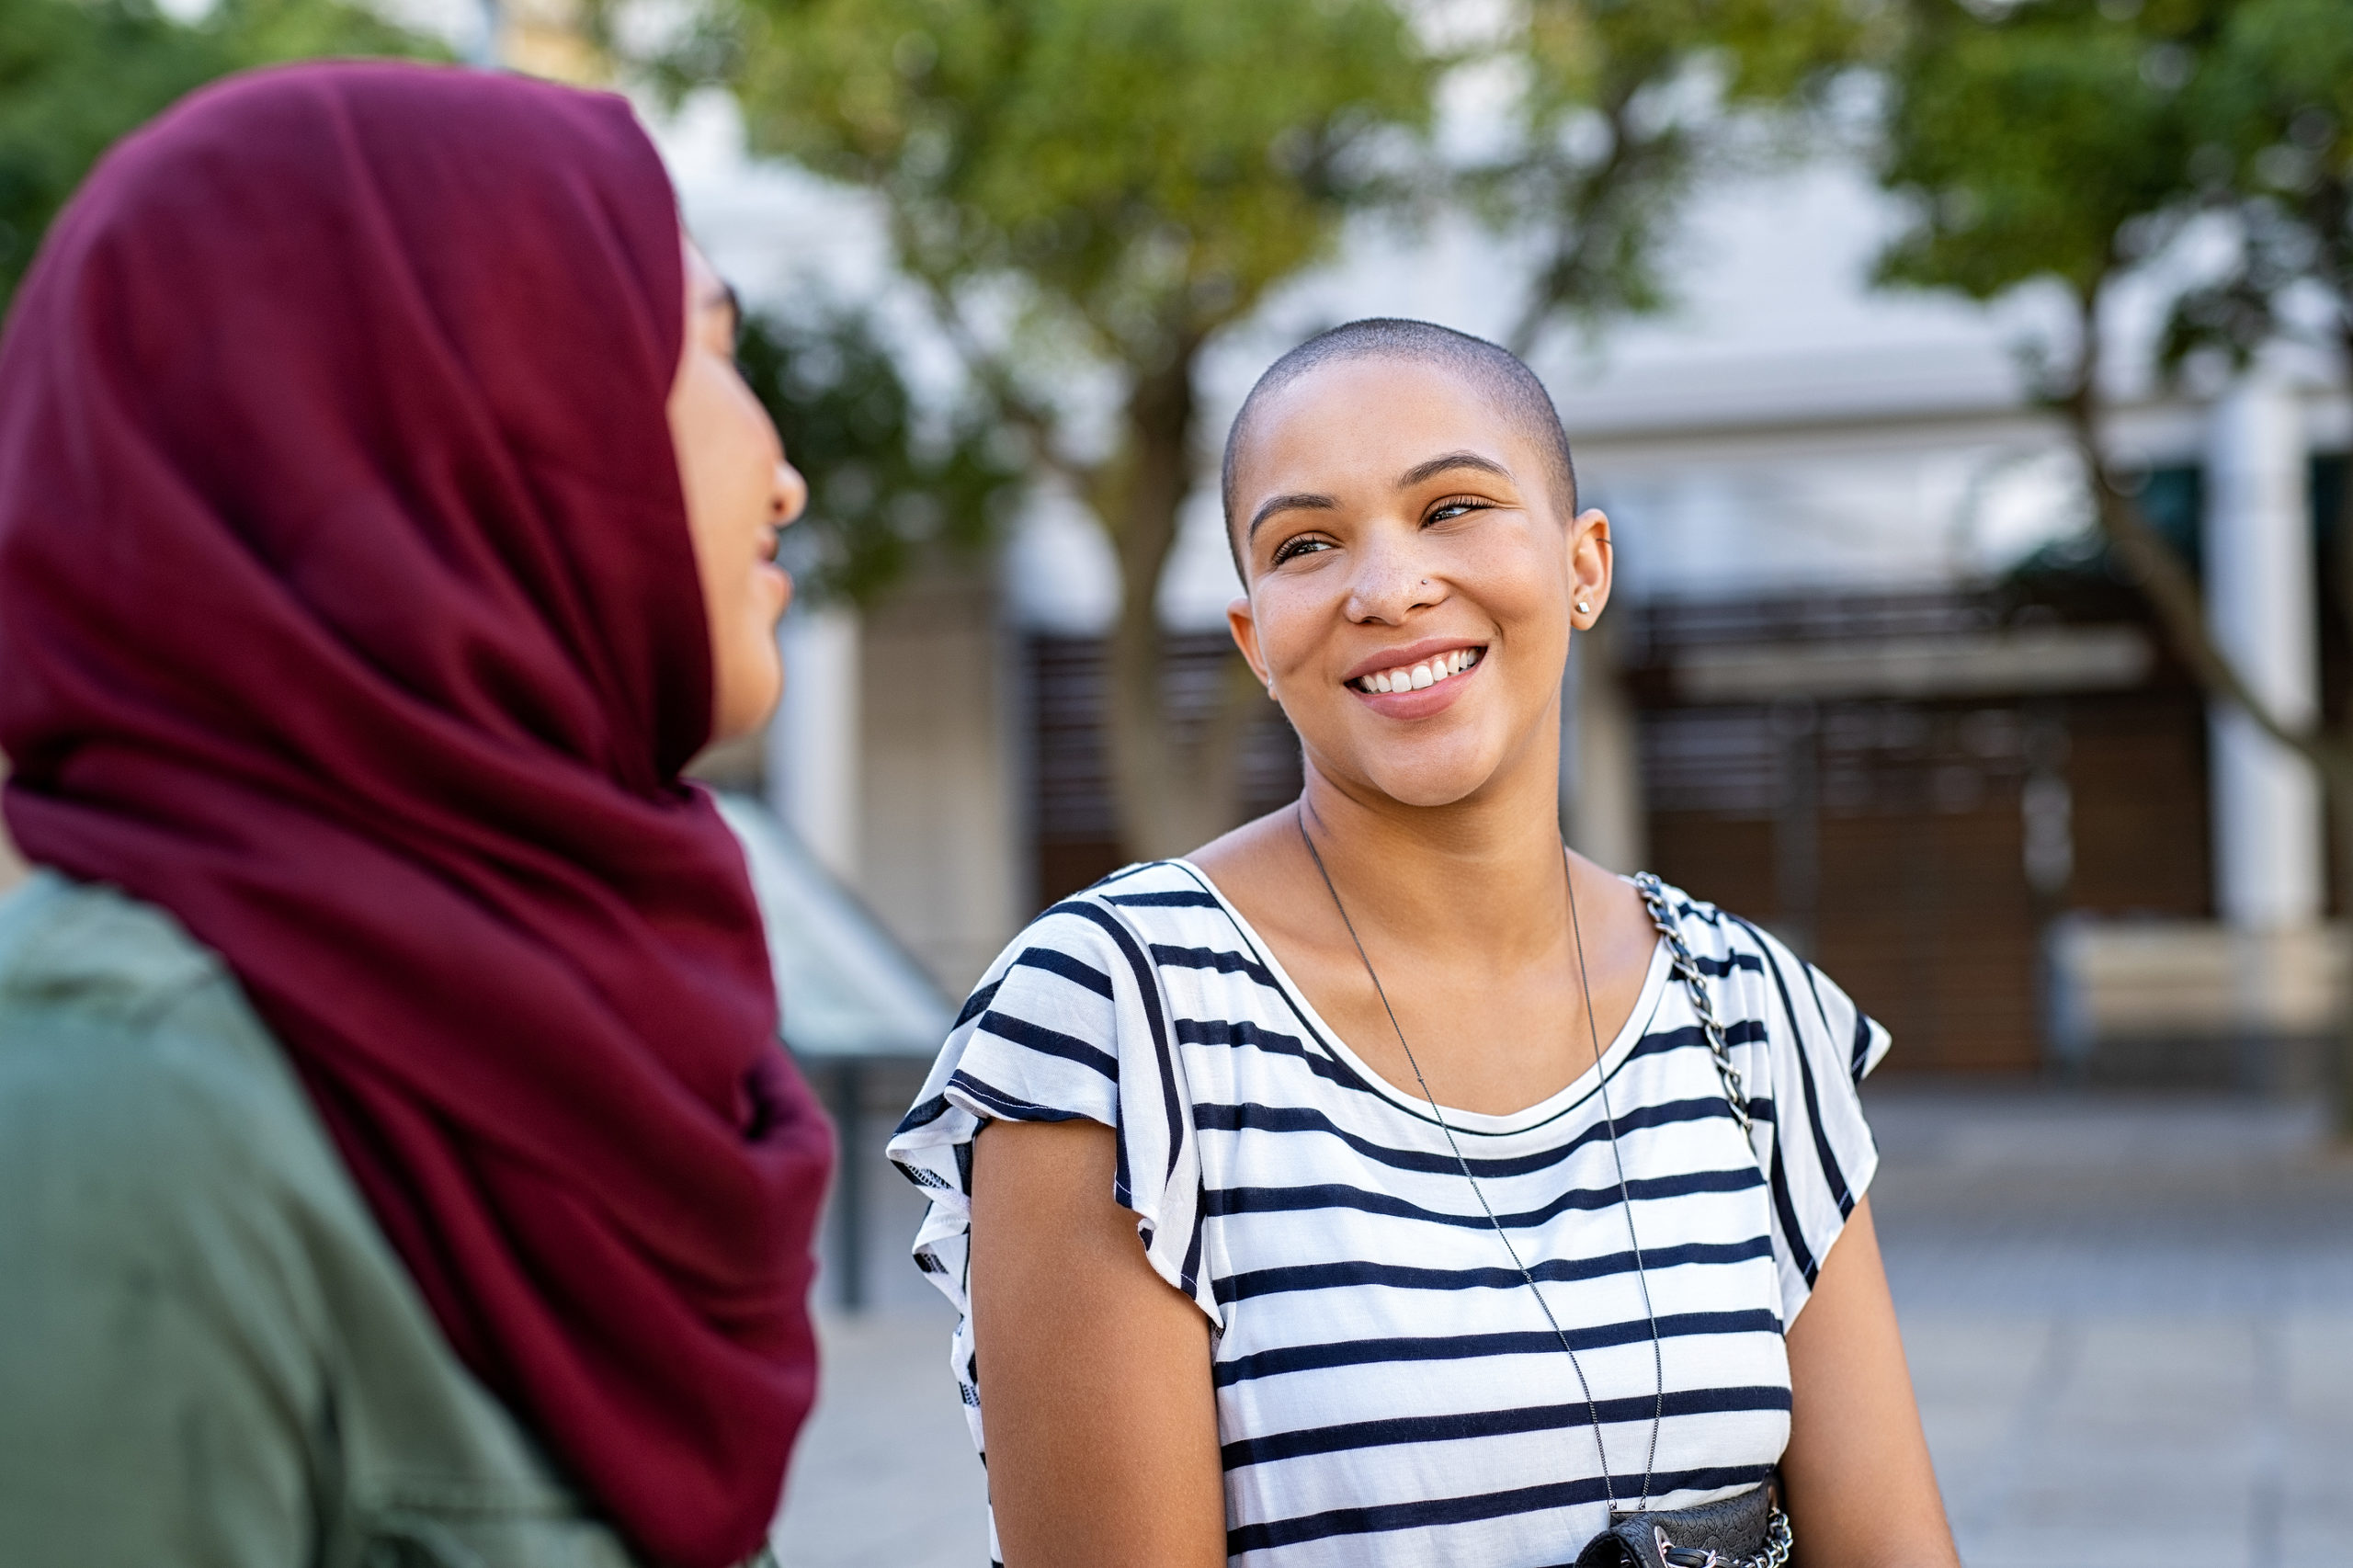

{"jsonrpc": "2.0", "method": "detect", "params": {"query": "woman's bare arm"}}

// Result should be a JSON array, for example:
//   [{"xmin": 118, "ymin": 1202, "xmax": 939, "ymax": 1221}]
[
  {"xmin": 969, "ymin": 1119, "xmax": 1226, "ymax": 1568},
  {"xmin": 1779, "ymin": 1196, "xmax": 1961, "ymax": 1568}
]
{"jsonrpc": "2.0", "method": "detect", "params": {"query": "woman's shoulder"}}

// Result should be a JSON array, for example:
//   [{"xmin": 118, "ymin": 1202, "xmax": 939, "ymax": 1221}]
[
  {"xmin": 972, "ymin": 858, "xmax": 1290, "ymax": 1023},
  {"xmin": 0, "ymin": 872, "xmax": 361, "ymax": 1262},
  {"xmin": 0, "ymin": 870, "xmax": 226, "ymax": 1019},
  {"xmin": 1631, "ymin": 873, "xmax": 1807, "ymax": 978},
  {"xmin": 1631, "ymin": 872, "xmax": 1891, "ymax": 1084},
  {"xmin": 1628, "ymin": 872, "xmax": 1749, "ymax": 949},
  {"xmin": 1042, "ymin": 858, "xmax": 1227, "ymax": 919},
  {"xmin": 979, "ymin": 861, "xmax": 1231, "ymax": 976},
  {"xmin": 0, "ymin": 873, "xmax": 635, "ymax": 1566}
]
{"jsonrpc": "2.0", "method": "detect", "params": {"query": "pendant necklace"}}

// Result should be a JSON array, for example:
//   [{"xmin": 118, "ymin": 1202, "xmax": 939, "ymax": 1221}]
[{"xmin": 1296, "ymin": 802, "xmax": 1667, "ymax": 1520}]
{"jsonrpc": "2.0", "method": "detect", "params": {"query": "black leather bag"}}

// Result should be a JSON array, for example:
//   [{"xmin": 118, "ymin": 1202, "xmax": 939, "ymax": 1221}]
[{"xmin": 1571, "ymin": 1478, "xmax": 1790, "ymax": 1568}]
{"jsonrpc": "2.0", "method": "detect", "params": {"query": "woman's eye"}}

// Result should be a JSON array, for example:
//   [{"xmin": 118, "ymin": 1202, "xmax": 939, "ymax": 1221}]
[
  {"xmin": 1270, "ymin": 536, "xmax": 1333, "ymax": 565},
  {"xmin": 1428, "ymin": 498, "xmax": 1487, "ymax": 524}
]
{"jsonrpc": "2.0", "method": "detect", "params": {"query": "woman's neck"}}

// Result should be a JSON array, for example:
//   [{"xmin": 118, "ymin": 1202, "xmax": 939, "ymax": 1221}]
[{"xmin": 1293, "ymin": 749, "xmax": 1577, "ymax": 972}]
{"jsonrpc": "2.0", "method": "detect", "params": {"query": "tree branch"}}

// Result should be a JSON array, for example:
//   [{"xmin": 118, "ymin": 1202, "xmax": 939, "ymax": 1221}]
[
  {"xmin": 1503, "ymin": 90, "xmax": 1681, "ymax": 358},
  {"xmin": 2058, "ymin": 287, "xmax": 2353, "ymax": 779},
  {"xmin": 904, "ymin": 261, "xmax": 1097, "ymax": 495}
]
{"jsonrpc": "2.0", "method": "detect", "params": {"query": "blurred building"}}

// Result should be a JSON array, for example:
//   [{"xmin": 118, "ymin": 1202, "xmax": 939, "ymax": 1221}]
[
  {"xmin": 668, "ymin": 112, "xmax": 2348, "ymax": 1085},
  {"xmin": 1533, "ymin": 164, "xmax": 2348, "ymax": 1085}
]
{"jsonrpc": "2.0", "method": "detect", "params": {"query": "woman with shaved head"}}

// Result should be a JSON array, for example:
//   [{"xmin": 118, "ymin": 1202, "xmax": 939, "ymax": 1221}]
[{"xmin": 892, "ymin": 321, "xmax": 1962, "ymax": 1568}]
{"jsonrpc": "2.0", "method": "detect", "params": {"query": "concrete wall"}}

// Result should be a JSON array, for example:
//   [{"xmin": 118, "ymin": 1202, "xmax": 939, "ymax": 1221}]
[
  {"xmin": 853, "ymin": 574, "xmax": 1028, "ymax": 995},
  {"xmin": 1562, "ymin": 619, "xmax": 1646, "ymax": 877}
]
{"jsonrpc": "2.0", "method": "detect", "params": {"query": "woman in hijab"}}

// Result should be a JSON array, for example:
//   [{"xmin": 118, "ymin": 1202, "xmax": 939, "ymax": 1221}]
[{"xmin": 0, "ymin": 62, "xmax": 833, "ymax": 1568}]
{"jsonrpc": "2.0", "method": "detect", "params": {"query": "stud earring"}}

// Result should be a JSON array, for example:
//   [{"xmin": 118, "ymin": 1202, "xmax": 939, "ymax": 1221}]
[{"xmin": 1575, "ymin": 598, "xmax": 1594, "ymax": 616}]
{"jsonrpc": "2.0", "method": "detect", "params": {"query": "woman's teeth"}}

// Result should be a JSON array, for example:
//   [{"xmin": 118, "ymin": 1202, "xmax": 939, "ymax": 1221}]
[{"xmin": 1352, "ymin": 646, "xmax": 1483, "ymax": 694}]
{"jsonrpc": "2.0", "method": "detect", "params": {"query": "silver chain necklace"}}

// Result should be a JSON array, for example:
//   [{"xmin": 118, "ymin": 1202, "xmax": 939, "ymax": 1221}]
[{"xmin": 1295, "ymin": 804, "xmax": 1667, "ymax": 1518}]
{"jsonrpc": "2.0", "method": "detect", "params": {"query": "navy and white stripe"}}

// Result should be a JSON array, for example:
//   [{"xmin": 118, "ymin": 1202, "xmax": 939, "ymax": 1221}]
[{"xmin": 890, "ymin": 861, "xmax": 1890, "ymax": 1568}]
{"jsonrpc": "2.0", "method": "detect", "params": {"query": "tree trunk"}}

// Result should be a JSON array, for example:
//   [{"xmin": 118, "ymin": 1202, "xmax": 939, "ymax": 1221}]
[
  {"xmin": 1098, "ymin": 335, "xmax": 1252, "ymax": 861},
  {"xmin": 2329, "ymin": 328, "xmax": 2353, "ymax": 1135},
  {"xmin": 2054, "ymin": 291, "xmax": 2353, "ymax": 1134},
  {"xmin": 2331, "ymin": 776, "xmax": 2353, "ymax": 1135}
]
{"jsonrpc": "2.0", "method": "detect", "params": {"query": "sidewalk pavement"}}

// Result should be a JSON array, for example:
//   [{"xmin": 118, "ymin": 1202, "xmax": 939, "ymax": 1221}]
[
  {"xmin": 1871, "ymin": 1087, "xmax": 2353, "ymax": 1568},
  {"xmin": 771, "ymin": 1085, "xmax": 2353, "ymax": 1568}
]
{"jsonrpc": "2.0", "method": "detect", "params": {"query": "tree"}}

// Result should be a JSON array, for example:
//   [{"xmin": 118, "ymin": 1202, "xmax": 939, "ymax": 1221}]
[
  {"xmin": 2165, "ymin": 0, "xmax": 2353, "ymax": 378},
  {"xmin": 2164, "ymin": 0, "xmax": 2353, "ymax": 619},
  {"xmin": 699, "ymin": 0, "xmax": 1868, "ymax": 861},
  {"xmin": 1876, "ymin": 0, "xmax": 2353, "ymax": 1126},
  {"xmin": 696, "ymin": 0, "xmax": 1434, "ymax": 858},
  {"xmin": 1491, "ymin": 0, "xmax": 1870, "ymax": 356},
  {"xmin": 0, "ymin": 0, "xmax": 433, "ymax": 308}
]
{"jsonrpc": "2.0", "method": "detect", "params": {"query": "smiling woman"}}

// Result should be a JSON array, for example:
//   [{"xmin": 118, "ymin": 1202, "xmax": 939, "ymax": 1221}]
[
  {"xmin": 672, "ymin": 243, "xmax": 808, "ymax": 741},
  {"xmin": 890, "ymin": 320, "xmax": 1963, "ymax": 1568}
]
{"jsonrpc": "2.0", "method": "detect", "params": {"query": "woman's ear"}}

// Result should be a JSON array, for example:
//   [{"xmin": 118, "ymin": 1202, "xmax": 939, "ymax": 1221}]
[
  {"xmin": 1568, "ymin": 508, "xmax": 1612, "ymax": 628},
  {"xmin": 1226, "ymin": 596, "xmax": 1275, "ymax": 696}
]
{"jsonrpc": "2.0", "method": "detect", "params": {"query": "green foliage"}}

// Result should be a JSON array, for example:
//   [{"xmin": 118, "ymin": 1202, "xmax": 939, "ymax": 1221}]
[
  {"xmin": 713, "ymin": 0, "xmax": 1433, "ymax": 387},
  {"xmin": 2197, "ymin": 0, "xmax": 2353, "ymax": 170},
  {"xmin": 683, "ymin": 0, "xmax": 1439, "ymax": 849},
  {"xmin": 1876, "ymin": 0, "xmax": 2215, "ymax": 306},
  {"xmin": 736, "ymin": 306, "xmax": 1021, "ymax": 607},
  {"xmin": 0, "ymin": 0, "xmax": 224, "ymax": 296},
  {"xmin": 1877, "ymin": 0, "xmax": 2353, "ymax": 385},
  {"xmin": 0, "ymin": 0, "xmax": 434, "ymax": 305},
  {"xmin": 1511, "ymin": 0, "xmax": 1870, "ymax": 147},
  {"xmin": 2163, "ymin": 0, "xmax": 2353, "ymax": 364},
  {"xmin": 1489, "ymin": 0, "xmax": 1873, "ymax": 349}
]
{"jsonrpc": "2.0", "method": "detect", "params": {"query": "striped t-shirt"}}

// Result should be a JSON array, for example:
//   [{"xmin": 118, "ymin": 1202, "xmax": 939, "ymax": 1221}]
[{"xmin": 889, "ymin": 859, "xmax": 1888, "ymax": 1568}]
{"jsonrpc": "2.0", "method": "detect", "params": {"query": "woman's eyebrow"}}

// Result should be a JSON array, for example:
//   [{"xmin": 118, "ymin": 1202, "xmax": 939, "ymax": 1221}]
[
  {"xmin": 1397, "ymin": 450, "xmax": 1512, "ymax": 489},
  {"xmin": 1247, "ymin": 491, "xmax": 1336, "ymax": 540}
]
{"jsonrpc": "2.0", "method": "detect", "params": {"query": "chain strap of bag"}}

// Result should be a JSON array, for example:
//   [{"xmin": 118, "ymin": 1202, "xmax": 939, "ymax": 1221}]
[{"xmin": 1631, "ymin": 872, "xmax": 1752, "ymax": 1138}]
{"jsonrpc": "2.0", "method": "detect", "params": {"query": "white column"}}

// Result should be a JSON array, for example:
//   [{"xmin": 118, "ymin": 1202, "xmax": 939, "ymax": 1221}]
[
  {"xmin": 2203, "ymin": 370, "xmax": 2322, "ymax": 929},
  {"xmin": 766, "ymin": 603, "xmax": 862, "ymax": 882},
  {"xmin": 1560, "ymin": 621, "xmax": 1646, "ymax": 876}
]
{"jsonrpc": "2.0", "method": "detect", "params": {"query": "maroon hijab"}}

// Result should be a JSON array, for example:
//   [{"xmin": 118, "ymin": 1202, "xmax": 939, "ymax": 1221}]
[{"xmin": 0, "ymin": 62, "xmax": 831, "ymax": 1566}]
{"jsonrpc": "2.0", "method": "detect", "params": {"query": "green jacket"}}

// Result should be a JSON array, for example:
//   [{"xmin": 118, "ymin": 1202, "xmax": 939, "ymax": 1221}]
[{"xmin": 0, "ymin": 871, "xmax": 696, "ymax": 1567}]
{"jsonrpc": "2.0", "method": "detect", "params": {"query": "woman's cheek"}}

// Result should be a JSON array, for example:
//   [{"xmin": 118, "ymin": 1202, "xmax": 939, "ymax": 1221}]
[{"xmin": 1256, "ymin": 577, "xmax": 1334, "ymax": 692}]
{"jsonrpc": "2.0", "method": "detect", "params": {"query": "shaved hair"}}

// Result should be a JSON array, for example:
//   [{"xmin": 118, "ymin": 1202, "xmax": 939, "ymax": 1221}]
[{"xmin": 1220, "ymin": 318, "xmax": 1579, "ymax": 575}]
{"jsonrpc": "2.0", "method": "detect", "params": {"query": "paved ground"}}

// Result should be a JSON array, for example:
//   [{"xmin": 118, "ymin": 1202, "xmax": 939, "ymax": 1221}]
[
  {"xmin": 1871, "ymin": 1088, "xmax": 2353, "ymax": 1568},
  {"xmin": 771, "ymin": 1084, "xmax": 2353, "ymax": 1568}
]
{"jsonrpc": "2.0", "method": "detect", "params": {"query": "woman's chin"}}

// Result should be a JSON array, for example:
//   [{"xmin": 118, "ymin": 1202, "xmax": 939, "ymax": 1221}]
[
  {"xmin": 1356, "ymin": 748, "xmax": 1506, "ymax": 811},
  {"xmin": 711, "ymin": 652, "xmax": 785, "ymax": 744}
]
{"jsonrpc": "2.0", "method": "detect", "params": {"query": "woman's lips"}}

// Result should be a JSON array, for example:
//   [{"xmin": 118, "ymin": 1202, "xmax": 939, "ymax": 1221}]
[
  {"xmin": 1348, "ymin": 647, "xmax": 1485, "ymax": 717},
  {"xmin": 756, "ymin": 560, "xmax": 792, "ymax": 615}
]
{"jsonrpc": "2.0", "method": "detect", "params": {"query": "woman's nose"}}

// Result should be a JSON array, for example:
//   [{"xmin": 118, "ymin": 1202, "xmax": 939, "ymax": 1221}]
[
  {"xmin": 1346, "ymin": 542, "xmax": 1441, "ymax": 621},
  {"xmin": 774, "ymin": 460, "xmax": 808, "ymax": 527}
]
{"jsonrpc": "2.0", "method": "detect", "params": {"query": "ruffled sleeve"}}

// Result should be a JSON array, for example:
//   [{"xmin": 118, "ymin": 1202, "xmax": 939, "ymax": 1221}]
[
  {"xmin": 888, "ymin": 893, "xmax": 1219, "ymax": 1349},
  {"xmin": 1709, "ymin": 909, "xmax": 1891, "ymax": 1325}
]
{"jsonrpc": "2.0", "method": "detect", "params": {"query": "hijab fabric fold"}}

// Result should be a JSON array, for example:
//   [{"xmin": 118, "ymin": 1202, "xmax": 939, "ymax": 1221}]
[{"xmin": 0, "ymin": 62, "xmax": 832, "ymax": 1567}]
